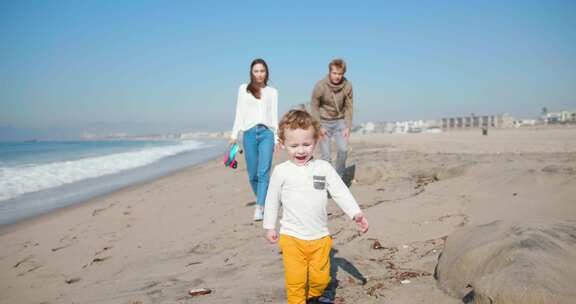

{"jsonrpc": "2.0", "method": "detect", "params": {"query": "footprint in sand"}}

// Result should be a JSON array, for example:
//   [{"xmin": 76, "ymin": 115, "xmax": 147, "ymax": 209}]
[
  {"xmin": 2, "ymin": 240, "xmax": 39, "ymax": 260},
  {"xmin": 137, "ymin": 278, "xmax": 203, "ymax": 303},
  {"xmin": 437, "ymin": 213, "xmax": 469, "ymax": 227},
  {"xmin": 146, "ymin": 289, "xmax": 162, "ymax": 299},
  {"xmin": 95, "ymin": 245, "xmax": 113, "ymax": 256},
  {"xmin": 92, "ymin": 202, "xmax": 117, "ymax": 216},
  {"xmin": 139, "ymin": 281, "xmax": 160, "ymax": 291},
  {"xmin": 82, "ymin": 256, "xmax": 112, "ymax": 269},
  {"xmin": 188, "ymin": 242, "xmax": 217, "ymax": 255},
  {"xmin": 81, "ymin": 246, "xmax": 114, "ymax": 268},
  {"xmin": 14, "ymin": 254, "xmax": 43, "ymax": 276},
  {"xmin": 99, "ymin": 231, "xmax": 120, "ymax": 242},
  {"xmin": 92, "ymin": 208, "xmax": 107, "ymax": 216},
  {"xmin": 52, "ymin": 234, "xmax": 79, "ymax": 252}
]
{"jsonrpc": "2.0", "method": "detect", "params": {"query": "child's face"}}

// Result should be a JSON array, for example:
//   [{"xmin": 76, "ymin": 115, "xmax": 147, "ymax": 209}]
[{"xmin": 282, "ymin": 127, "xmax": 317, "ymax": 166}]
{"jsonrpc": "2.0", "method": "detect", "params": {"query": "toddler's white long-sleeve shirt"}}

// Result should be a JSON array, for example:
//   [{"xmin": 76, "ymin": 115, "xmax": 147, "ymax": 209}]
[
  {"xmin": 230, "ymin": 84, "xmax": 278, "ymax": 142},
  {"xmin": 263, "ymin": 159, "xmax": 362, "ymax": 240}
]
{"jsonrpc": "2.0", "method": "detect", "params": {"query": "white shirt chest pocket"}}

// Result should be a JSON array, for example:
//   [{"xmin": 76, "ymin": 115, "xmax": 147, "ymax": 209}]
[{"xmin": 313, "ymin": 175, "xmax": 326, "ymax": 190}]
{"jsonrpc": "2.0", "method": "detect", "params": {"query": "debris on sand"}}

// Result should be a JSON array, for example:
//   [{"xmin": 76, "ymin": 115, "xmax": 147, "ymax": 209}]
[
  {"xmin": 65, "ymin": 277, "xmax": 81, "ymax": 284},
  {"xmin": 189, "ymin": 288, "xmax": 212, "ymax": 297}
]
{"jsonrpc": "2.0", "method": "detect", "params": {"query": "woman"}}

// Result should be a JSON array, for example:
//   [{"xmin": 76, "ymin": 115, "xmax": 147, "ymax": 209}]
[{"xmin": 230, "ymin": 58, "xmax": 278, "ymax": 221}]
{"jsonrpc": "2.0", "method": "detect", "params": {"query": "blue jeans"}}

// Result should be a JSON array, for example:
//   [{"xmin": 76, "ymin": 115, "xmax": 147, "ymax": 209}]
[
  {"xmin": 319, "ymin": 119, "xmax": 348, "ymax": 177},
  {"xmin": 242, "ymin": 124, "xmax": 274, "ymax": 207}
]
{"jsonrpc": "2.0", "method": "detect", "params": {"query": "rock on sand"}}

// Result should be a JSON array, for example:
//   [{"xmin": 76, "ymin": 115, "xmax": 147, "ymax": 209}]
[{"xmin": 435, "ymin": 220, "xmax": 576, "ymax": 304}]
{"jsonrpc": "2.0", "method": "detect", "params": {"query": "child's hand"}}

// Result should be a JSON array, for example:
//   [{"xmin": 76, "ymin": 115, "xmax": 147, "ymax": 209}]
[
  {"xmin": 266, "ymin": 229, "xmax": 279, "ymax": 244},
  {"xmin": 353, "ymin": 213, "xmax": 369, "ymax": 233}
]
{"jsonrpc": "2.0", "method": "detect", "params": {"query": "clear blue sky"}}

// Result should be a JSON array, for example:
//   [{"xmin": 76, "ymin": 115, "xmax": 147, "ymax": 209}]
[{"xmin": 1, "ymin": 0, "xmax": 575, "ymax": 139}]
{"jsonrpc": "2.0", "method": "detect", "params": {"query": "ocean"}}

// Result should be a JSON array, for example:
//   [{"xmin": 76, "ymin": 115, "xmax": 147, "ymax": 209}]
[{"xmin": 0, "ymin": 139, "xmax": 226, "ymax": 226}]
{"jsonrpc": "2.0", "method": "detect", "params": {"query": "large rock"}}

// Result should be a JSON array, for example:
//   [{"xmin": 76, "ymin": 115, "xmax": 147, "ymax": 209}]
[{"xmin": 435, "ymin": 220, "xmax": 576, "ymax": 304}]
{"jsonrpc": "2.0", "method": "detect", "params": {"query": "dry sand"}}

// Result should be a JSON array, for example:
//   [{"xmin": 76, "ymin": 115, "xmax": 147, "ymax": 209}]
[{"xmin": 1, "ymin": 127, "xmax": 575, "ymax": 303}]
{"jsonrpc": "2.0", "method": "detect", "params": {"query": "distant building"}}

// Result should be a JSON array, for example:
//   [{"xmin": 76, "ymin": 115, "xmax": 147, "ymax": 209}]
[
  {"xmin": 362, "ymin": 122, "xmax": 376, "ymax": 133},
  {"xmin": 441, "ymin": 114, "xmax": 514, "ymax": 129},
  {"xmin": 180, "ymin": 131, "xmax": 228, "ymax": 139},
  {"xmin": 513, "ymin": 119, "xmax": 538, "ymax": 128},
  {"xmin": 394, "ymin": 120, "xmax": 425, "ymax": 133},
  {"xmin": 354, "ymin": 120, "xmax": 442, "ymax": 134},
  {"xmin": 543, "ymin": 110, "xmax": 576, "ymax": 124}
]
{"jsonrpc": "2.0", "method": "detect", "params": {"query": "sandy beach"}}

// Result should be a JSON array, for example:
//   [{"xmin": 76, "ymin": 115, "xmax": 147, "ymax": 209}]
[{"xmin": 1, "ymin": 127, "xmax": 575, "ymax": 304}]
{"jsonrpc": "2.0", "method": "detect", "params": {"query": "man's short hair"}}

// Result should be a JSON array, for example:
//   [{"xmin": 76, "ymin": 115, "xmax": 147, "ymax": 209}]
[
  {"xmin": 329, "ymin": 58, "xmax": 347, "ymax": 73},
  {"xmin": 278, "ymin": 110, "xmax": 321, "ymax": 142}
]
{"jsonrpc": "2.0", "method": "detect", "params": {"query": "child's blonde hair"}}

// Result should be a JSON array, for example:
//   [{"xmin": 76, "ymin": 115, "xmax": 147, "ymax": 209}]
[{"xmin": 278, "ymin": 110, "xmax": 321, "ymax": 142}]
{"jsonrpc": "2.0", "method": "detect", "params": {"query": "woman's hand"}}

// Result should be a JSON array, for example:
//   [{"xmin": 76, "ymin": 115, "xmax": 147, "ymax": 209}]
[
  {"xmin": 266, "ymin": 229, "xmax": 279, "ymax": 244},
  {"xmin": 229, "ymin": 139, "xmax": 237, "ymax": 146}
]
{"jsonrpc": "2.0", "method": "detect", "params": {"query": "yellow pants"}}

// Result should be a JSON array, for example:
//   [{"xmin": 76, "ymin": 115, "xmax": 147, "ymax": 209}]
[{"xmin": 278, "ymin": 234, "xmax": 332, "ymax": 304}]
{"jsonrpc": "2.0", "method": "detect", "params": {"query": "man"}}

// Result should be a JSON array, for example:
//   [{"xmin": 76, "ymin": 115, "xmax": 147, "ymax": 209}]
[{"xmin": 310, "ymin": 58, "xmax": 354, "ymax": 178}]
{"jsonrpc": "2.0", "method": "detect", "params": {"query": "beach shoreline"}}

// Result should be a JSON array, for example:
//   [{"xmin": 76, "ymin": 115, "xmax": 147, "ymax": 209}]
[
  {"xmin": 1, "ymin": 127, "xmax": 575, "ymax": 303},
  {"xmin": 0, "ymin": 154, "xmax": 221, "ymax": 236},
  {"xmin": 0, "ymin": 140, "xmax": 226, "ymax": 228}
]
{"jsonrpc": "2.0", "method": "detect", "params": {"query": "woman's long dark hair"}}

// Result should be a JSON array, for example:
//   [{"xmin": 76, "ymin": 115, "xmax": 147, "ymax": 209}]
[{"xmin": 247, "ymin": 58, "xmax": 269, "ymax": 99}]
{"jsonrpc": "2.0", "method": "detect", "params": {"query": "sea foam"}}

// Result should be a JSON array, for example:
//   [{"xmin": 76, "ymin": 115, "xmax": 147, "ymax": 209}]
[{"xmin": 0, "ymin": 140, "xmax": 207, "ymax": 201}]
